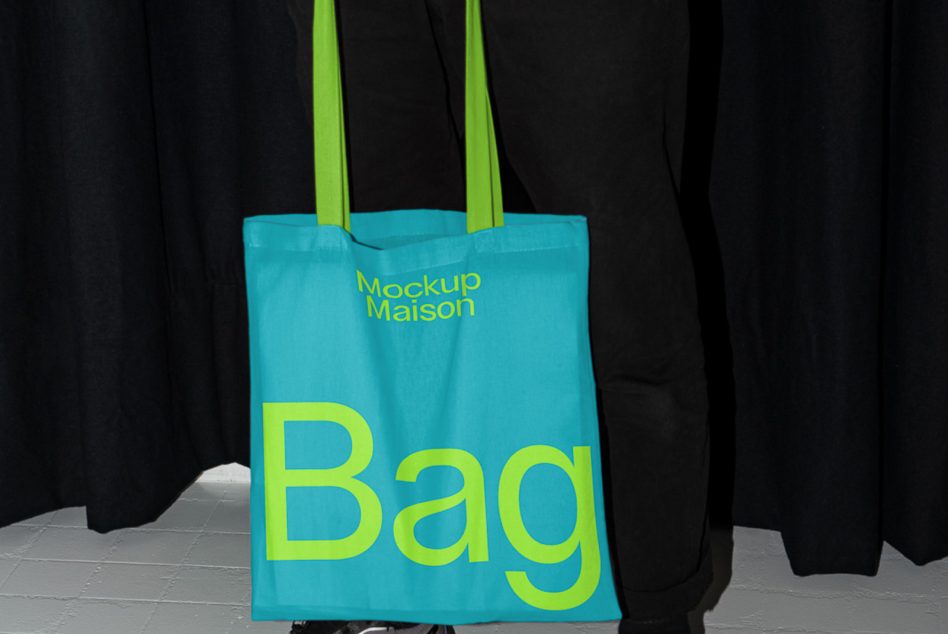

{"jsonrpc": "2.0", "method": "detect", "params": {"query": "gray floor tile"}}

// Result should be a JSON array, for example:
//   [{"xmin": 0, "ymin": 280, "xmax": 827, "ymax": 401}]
[
  {"xmin": 22, "ymin": 527, "xmax": 119, "ymax": 562},
  {"xmin": 204, "ymin": 499, "xmax": 250, "ymax": 534},
  {"xmin": 81, "ymin": 563, "xmax": 176, "ymax": 601},
  {"xmin": 0, "ymin": 560, "xmax": 97, "ymax": 598},
  {"xmin": 49, "ymin": 507, "xmax": 88, "ymax": 528},
  {"xmin": 574, "ymin": 624, "xmax": 617, "ymax": 633},
  {"xmin": 5, "ymin": 481, "xmax": 948, "ymax": 634},
  {"xmin": 164, "ymin": 566, "xmax": 250, "ymax": 605},
  {"xmin": 0, "ymin": 558, "xmax": 19, "ymax": 587},
  {"xmin": 185, "ymin": 533, "xmax": 250, "ymax": 568},
  {"xmin": 57, "ymin": 599, "xmax": 156, "ymax": 634},
  {"xmin": 13, "ymin": 511, "xmax": 56, "ymax": 527},
  {"xmin": 228, "ymin": 606, "xmax": 290, "ymax": 633},
  {"xmin": 143, "ymin": 601, "xmax": 243, "ymax": 633},
  {"xmin": 107, "ymin": 530, "xmax": 199, "ymax": 565},
  {"xmin": 0, "ymin": 526, "xmax": 42, "ymax": 558},
  {"xmin": 0, "ymin": 595, "xmax": 69, "ymax": 631},
  {"xmin": 219, "ymin": 483, "xmax": 251, "ymax": 503},
  {"xmin": 181, "ymin": 482, "xmax": 232, "ymax": 502},
  {"xmin": 139, "ymin": 499, "xmax": 220, "ymax": 531}
]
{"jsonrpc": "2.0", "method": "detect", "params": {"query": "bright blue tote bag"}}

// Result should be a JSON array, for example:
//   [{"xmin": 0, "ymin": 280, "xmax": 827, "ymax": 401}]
[{"xmin": 244, "ymin": 0, "xmax": 620, "ymax": 623}]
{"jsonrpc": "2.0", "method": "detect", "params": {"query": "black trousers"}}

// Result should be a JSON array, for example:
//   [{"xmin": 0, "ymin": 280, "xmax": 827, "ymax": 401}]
[{"xmin": 288, "ymin": 0, "xmax": 711, "ymax": 625}]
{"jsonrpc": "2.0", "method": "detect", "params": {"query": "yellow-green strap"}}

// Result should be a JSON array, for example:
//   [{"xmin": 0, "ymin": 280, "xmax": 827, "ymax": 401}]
[
  {"xmin": 312, "ymin": 0, "xmax": 503, "ymax": 233},
  {"xmin": 464, "ymin": 0, "xmax": 504, "ymax": 232},
  {"xmin": 312, "ymin": 0, "xmax": 350, "ymax": 231}
]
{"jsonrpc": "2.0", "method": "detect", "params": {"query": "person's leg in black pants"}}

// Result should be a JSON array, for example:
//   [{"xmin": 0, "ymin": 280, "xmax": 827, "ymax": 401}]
[
  {"xmin": 423, "ymin": 1, "xmax": 712, "ymax": 629},
  {"xmin": 288, "ymin": 1, "xmax": 710, "ymax": 631}
]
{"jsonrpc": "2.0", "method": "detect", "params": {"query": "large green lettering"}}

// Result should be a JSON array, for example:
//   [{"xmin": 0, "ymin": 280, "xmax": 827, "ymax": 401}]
[
  {"xmin": 498, "ymin": 445, "xmax": 601, "ymax": 610},
  {"xmin": 393, "ymin": 449, "xmax": 489, "ymax": 566},
  {"xmin": 263, "ymin": 402, "xmax": 382, "ymax": 561}
]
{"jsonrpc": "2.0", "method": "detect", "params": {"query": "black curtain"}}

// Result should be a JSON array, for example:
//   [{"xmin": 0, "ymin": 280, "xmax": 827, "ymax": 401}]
[
  {"xmin": 709, "ymin": 0, "xmax": 948, "ymax": 573},
  {"xmin": 3, "ymin": 0, "xmax": 947, "ymax": 579},
  {"xmin": 0, "ymin": 1, "xmax": 311, "ymax": 530}
]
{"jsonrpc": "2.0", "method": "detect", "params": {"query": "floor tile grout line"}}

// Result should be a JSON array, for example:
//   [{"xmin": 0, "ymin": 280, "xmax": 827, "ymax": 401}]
[
  {"xmin": 153, "ymin": 526, "xmax": 249, "ymax": 532},
  {"xmin": 0, "ymin": 521, "xmax": 49, "ymax": 602},
  {"xmin": 20, "ymin": 525, "xmax": 249, "ymax": 534},
  {"xmin": 138, "ymin": 496, "xmax": 224, "ymax": 634},
  {"xmin": 45, "ymin": 522, "xmax": 131, "ymax": 634},
  {"xmin": 0, "ymin": 591, "xmax": 248, "ymax": 607},
  {"xmin": 0, "ymin": 595, "xmax": 75, "ymax": 634},
  {"xmin": 10, "ymin": 522, "xmax": 247, "ymax": 531},
  {"xmin": 217, "ymin": 484, "xmax": 256, "ymax": 633},
  {"xmin": 0, "ymin": 556, "xmax": 22, "ymax": 591},
  {"xmin": 2, "ymin": 492, "xmax": 251, "ymax": 633},
  {"xmin": 9, "ymin": 523, "xmax": 48, "ymax": 557},
  {"xmin": 12, "ymin": 557, "xmax": 248, "ymax": 570},
  {"xmin": 227, "ymin": 574, "xmax": 255, "ymax": 633}
]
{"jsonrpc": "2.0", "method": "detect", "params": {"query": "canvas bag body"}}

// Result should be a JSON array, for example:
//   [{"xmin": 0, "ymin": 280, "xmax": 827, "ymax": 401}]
[{"xmin": 244, "ymin": 0, "xmax": 620, "ymax": 624}]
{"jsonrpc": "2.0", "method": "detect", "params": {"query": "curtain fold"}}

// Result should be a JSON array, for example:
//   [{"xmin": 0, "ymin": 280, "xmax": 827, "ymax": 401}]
[
  {"xmin": 710, "ymin": 0, "xmax": 948, "ymax": 572},
  {"xmin": 881, "ymin": 0, "xmax": 948, "ymax": 566},
  {"xmin": 0, "ymin": 0, "xmax": 312, "ymax": 531}
]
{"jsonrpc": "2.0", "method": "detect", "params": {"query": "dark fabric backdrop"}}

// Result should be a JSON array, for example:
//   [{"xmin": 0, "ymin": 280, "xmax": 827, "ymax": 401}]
[
  {"xmin": 1, "ymin": 0, "xmax": 947, "ymax": 580},
  {"xmin": 709, "ymin": 0, "xmax": 948, "ymax": 573},
  {"xmin": 0, "ymin": 0, "xmax": 311, "ymax": 530}
]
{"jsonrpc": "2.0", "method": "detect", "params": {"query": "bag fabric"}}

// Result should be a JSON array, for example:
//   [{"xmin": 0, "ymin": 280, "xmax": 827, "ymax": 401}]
[{"xmin": 245, "ymin": 0, "xmax": 620, "ymax": 624}]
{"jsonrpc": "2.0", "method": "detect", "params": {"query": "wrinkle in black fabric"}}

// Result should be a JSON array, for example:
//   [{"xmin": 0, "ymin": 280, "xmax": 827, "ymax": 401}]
[
  {"xmin": 711, "ymin": 0, "xmax": 948, "ymax": 572},
  {"xmin": 0, "ymin": 0, "xmax": 313, "ymax": 530}
]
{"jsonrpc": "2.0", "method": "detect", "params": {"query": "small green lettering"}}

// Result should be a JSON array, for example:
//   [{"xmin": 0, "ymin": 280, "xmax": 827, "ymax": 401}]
[
  {"xmin": 366, "ymin": 296, "xmax": 390, "ymax": 320},
  {"xmin": 419, "ymin": 304, "xmax": 437, "ymax": 321},
  {"xmin": 356, "ymin": 270, "xmax": 380, "ymax": 296},
  {"xmin": 457, "ymin": 297, "xmax": 475, "ymax": 317},
  {"xmin": 461, "ymin": 273, "xmax": 481, "ymax": 296},
  {"xmin": 423, "ymin": 274, "xmax": 440, "ymax": 296},
  {"xmin": 393, "ymin": 304, "xmax": 411, "ymax": 322},
  {"xmin": 383, "ymin": 283, "xmax": 403, "ymax": 299},
  {"xmin": 437, "ymin": 301, "xmax": 456, "ymax": 319},
  {"xmin": 357, "ymin": 271, "xmax": 482, "ymax": 322}
]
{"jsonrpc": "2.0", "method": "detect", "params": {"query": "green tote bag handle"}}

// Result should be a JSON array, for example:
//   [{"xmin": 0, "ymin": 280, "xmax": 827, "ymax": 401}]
[{"xmin": 312, "ymin": 0, "xmax": 504, "ymax": 233}]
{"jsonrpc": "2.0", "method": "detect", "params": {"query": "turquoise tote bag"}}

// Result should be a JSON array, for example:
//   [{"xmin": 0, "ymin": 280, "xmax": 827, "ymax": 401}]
[{"xmin": 244, "ymin": 0, "xmax": 621, "ymax": 623}]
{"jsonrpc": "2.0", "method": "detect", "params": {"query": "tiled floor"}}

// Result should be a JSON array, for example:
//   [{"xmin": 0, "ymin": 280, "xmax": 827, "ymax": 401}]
[
  {"xmin": 0, "ymin": 482, "xmax": 269, "ymax": 634},
  {"xmin": 3, "ymin": 481, "xmax": 947, "ymax": 633}
]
